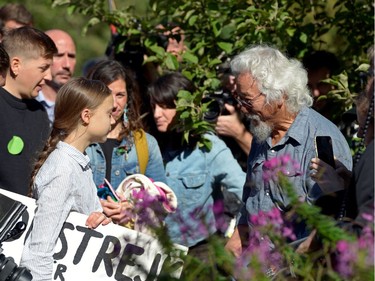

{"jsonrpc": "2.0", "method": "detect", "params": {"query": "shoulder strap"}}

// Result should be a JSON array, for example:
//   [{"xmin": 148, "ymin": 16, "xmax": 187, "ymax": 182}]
[{"xmin": 133, "ymin": 129, "xmax": 149, "ymax": 174}]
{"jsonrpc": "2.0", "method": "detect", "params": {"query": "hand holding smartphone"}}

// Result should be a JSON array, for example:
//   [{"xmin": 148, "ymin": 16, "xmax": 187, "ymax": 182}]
[{"xmin": 314, "ymin": 136, "xmax": 335, "ymax": 168}]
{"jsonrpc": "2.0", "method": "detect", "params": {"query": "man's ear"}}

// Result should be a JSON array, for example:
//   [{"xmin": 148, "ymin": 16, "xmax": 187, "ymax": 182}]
[
  {"xmin": 279, "ymin": 93, "xmax": 287, "ymax": 108},
  {"xmin": 81, "ymin": 108, "xmax": 91, "ymax": 125},
  {"xmin": 10, "ymin": 57, "xmax": 21, "ymax": 77}
]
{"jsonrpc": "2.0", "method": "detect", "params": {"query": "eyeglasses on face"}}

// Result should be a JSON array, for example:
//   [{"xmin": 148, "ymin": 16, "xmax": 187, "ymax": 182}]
[{"xmin": 235, "ymin": 92, "xmax": 263, "ymax": 109}]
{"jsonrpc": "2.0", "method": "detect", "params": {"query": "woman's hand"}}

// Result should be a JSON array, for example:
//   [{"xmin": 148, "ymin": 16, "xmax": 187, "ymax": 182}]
[
  {"xmin": 101, "ymin": 195, "xmax": 134, "ymax": 225},
  {"xmin": 85, "ymin": 211, "xmax": 112, "ymax": 229}
]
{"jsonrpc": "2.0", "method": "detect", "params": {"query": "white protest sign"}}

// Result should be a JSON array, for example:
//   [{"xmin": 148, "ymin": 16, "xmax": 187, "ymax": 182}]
[
  {"xmin": 0, "ymin": 189, "xmax": 188, "ymax": 280},
  {"xmin": 1, "ymin": 188, "xmax": 37, "ymax": 263}
]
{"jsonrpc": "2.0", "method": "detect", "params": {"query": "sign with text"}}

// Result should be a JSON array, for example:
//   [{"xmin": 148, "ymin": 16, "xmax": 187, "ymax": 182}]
[{"xmin": 0, "ymin": 189, "xmax": 187, "ymax": 280}]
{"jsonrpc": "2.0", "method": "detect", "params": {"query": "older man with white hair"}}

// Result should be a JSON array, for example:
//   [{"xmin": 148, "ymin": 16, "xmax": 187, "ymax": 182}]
[{"xmin": 225, "ymin": 45, "xmax": 352, "ymax": 257}]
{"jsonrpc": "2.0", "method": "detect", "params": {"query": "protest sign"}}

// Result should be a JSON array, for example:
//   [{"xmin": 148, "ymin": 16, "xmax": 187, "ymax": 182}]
[{"xmin": 0, "ymin": 189, "xmax": 187, "ymax": 280}]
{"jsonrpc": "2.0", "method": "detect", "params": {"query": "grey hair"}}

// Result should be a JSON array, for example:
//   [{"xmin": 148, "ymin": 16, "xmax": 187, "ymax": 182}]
[{"xmin": 230, "ymin": 45, "xmax": 313, "ymax": 113}]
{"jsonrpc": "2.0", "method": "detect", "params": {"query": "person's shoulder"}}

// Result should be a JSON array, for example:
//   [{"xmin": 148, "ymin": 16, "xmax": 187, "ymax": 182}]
[
  {"xmin": 202, "ymin": 132, "xmax": 230, "ymax": 152},
  {"xmin": 306, "ymin": 107, "xmax": 342, "ymax": 133},
  {"xmin": 203, "ymin": 131, "xmax": 221, "ymax": 142},
  {"xmin": 144, "ymin": 131, "xmax": 158, "ymax": 143},
  {"xmin": 25, "ymin": 98, "xmax": 47, "ymax": 111}
]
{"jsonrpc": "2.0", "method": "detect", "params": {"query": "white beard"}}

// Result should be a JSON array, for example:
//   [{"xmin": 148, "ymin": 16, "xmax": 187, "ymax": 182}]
[{"xmin": 248, "ymin": 115, "xmax": 272, "ymax": 143}]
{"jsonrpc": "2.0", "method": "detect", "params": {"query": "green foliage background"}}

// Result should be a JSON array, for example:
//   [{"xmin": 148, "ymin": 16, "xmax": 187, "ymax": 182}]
[
  {"xmin": 47, "ymin": 0, "xmax": 373, "ymax": 143},
  {"xmin": 2, "ymin": 0, "xmax": 373, "ymax": 142},
  {"xmin": 0, "ymin": 0, "xmax": 127, "ymax": 76},
  {"xmin": 2, "ymin": 0, "xmax": 373, "ymax": 89}
]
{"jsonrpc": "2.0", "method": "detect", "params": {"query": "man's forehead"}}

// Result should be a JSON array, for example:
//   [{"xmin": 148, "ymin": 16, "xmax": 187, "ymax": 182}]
[{"xmin": 237, "ymin": 72, "xmax": 253, "ymax": 83}]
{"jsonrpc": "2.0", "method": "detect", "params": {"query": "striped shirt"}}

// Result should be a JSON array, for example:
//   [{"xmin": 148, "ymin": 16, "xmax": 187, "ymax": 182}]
[{"xmin": 20, "ymin": 141, "xmax": 102, "ymax": 281}]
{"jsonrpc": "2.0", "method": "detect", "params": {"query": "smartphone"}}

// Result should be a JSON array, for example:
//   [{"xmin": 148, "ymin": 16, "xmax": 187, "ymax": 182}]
[
  {"xmin": 314, "ymin": 136, "xmax": 336, "ymax": 168},
  {"xmin": 99, "ymin": 178, "xmax": 120, "ymax": 202}
]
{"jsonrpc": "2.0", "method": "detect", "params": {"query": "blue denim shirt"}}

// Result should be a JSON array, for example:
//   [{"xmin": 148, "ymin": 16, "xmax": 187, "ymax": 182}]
[
  {"xmin": 86, "ymin": 132, "xmax": 167, "ymax": 188},
  {"xmin": 163, "ymin": 133, "xmax": 246, "ymax": 247},
  {"xmin": 242, "ymin": 107, "xmax": 353, "ymax": 238}
]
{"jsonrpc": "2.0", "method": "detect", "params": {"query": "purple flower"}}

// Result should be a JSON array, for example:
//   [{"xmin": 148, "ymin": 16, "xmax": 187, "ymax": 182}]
[
  {"xmin": 361, "ymin": 212, "xmax": 374, "ymax": 222},
  {"xmin": 262, "ymin": 154, "xmax": 302, "ymax": 182},
  {"xmin": 282, "ymin": 226, "xmax": 296, "ymax": 241},
  {"xmin": 335, "ymin": 240, "xmax": 356, "ymax": 278}
]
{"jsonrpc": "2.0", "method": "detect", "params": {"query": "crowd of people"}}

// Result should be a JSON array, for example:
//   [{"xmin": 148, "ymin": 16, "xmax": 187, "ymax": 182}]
[{"xmin": 0, "ymin": 2, "xmax": 373, "ymax": 281}]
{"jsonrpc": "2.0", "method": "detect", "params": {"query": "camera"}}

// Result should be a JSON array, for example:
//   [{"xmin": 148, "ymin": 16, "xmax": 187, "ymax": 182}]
[
  {"xmin": 0, "ymin": 192, "xmax": 32, "ymax": 281},
  {"xmin": 0, "ymin": 243, "xmax": 32, "ymax": 281},
  {"xmin": 202, "ymin": 90, "xmax": 237, "ymax": 123}
]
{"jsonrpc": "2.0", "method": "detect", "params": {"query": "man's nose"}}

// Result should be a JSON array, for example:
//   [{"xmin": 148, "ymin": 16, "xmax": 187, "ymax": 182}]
[
  {"xmin": 44, "ymin": 68, "xmax": 52, "ymax": 81},
  {"xmin": 62, "ymin": 55, "xmax": 71, "ymax": 69}
]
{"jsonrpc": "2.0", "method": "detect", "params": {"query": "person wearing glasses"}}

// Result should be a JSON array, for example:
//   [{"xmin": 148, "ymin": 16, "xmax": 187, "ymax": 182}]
[
  {"xmin": 214, "ymin": 61, "xmax": 253, "ymax": 172},
  {"xmin": 225, "ymin": 45, "xmax": 353, "ymax": 257}
]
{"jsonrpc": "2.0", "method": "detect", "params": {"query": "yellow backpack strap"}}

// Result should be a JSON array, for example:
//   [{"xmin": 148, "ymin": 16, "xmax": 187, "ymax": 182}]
[{"xmin": 133, "ymin": 129, "xmax": 149, "ymax": 174}]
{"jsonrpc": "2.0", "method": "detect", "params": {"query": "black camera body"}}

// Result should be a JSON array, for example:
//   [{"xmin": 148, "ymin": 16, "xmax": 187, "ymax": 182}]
[
  {"xmin": 0, "ymin": 244, "xmax": 32, "ymax": 281},
  {"xmin": 0, "ymin": 191, "xmax": 32, "ymax": 281},
  {"xmin": 202, "ymin": 90, "xmax": 237, "ymax": 123}
]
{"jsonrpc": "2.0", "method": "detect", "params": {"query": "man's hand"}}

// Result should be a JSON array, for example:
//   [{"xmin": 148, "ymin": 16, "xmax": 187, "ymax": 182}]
[{"xmin": 216, "ymin": 103, "xmax": 252, "ymax": 155}]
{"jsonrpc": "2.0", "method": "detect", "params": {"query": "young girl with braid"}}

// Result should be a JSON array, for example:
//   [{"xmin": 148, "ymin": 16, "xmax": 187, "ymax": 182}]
[{"xmin": 20, "ymin": 77, "xmax": 115, "ymax": 281}]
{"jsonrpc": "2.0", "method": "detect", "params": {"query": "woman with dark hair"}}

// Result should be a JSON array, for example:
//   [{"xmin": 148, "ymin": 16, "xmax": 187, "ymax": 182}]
[
  {"xmin": 148, "ymin": 72, "xmax": 245, "ymax": 261},
  {"xmin": 85, "ymin": 60, "xmax": 166, "ymax": 225}
]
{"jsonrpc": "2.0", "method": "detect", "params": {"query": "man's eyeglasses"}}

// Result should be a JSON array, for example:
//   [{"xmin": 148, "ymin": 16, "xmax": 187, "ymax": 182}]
[{"xmin": 235, "ymin": 92, "xmax": 263, "ymax": 109}]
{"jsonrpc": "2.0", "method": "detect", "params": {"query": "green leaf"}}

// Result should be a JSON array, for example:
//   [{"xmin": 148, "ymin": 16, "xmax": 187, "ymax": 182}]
[
  {"xmin": 182, "ymin": 51, "xmax": 199, "ymax": 64},
  {"xmin": 208, "ymin": 58, "xmax": 223, "ymax": 67},
  {"xmin": 180, "ymin": 111, "xmax": 190, "ymax": 119},
  {"xmin": 149, "ymin": 44, "xmax": 166, "ymax": 57},
  {"xmin": 143, "ymin": 56, "xmax": 158, "ymax": 63},
  {"xmin": 165, "ymin": 54, "xmax": 179, "ymax": 70},
  {"xmin": 177, "ymin": 90, "xmax": 193, "ymax": 99},
  {"xmin": 356, "ymin": 63, "xmax": 370, "ymax": 72},
  {"xmin": 188, "ymin": 15, "xmax": 198, "ymax": 26},
  {"xmin": 299, "ymin": 32, "xmax": 307, "ymax": 43},
  {"xmin": 211, "ymin": 20, "xmax": 221, "ymax": 37},
  {"xmin": 286, "ymin": 27, "xmax": 295, "ymax": 37},
  {"xmin": 220, "ymin": 23, "xmax": 236, "ymax": 40},
  {"xmin": 217, "ymin": 42, "xmax": 233, "ymax": 53},
  {"xmin": 184, "ymin": 9, "xmax": 195, "ymax": 21},
  {"xmin": 87, "ymin": 17, "xmax": 100, "ymax": 27}
]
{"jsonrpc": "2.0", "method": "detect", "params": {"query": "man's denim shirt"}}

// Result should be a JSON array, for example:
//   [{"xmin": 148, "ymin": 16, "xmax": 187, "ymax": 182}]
[
  {"xmin": 242, "ymin": 107, "xmax": 353, "ymax": 238},
  {"xmin": 164, "ymin": 133, "xmax": 246, "ymax": 247},
  {"xmin": 86, "ymin": 132, "xmax": 167, "ymax": 188}
]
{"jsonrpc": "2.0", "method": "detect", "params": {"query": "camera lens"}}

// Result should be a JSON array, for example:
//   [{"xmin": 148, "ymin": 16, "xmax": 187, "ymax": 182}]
[
  {"xmin": 202, "ymin": 97, "xmax": 222, "ymax": 122},
  {"xmin": 0, "ymin": 254, "xmax": 32, "ymax": 281}
]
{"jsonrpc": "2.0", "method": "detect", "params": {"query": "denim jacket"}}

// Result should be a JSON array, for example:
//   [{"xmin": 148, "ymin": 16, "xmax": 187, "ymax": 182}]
[
  {"xmin": 163, "ymin": 133, "xmax": 246, "ymax": 247},
  {"xmin": 86, "ymin": 132, "xmax": 167, "ymax": 188}
]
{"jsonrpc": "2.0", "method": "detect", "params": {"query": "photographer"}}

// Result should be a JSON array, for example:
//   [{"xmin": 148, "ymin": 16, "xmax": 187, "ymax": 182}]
[{"xmin": 214, "ymin": 62, "xmax": 253, "ymax": 171}]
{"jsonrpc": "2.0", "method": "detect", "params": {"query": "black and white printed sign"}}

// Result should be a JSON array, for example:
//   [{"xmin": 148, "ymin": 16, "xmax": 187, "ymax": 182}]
[{"xmin": 0, "ymin": 189, "xmax": 187, "ymax": 280}]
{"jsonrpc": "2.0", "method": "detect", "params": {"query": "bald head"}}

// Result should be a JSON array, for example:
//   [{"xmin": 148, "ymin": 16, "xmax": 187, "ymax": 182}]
[{"xmin": 45, "ymin": 29, "xmax": 76, "ymax": 87}]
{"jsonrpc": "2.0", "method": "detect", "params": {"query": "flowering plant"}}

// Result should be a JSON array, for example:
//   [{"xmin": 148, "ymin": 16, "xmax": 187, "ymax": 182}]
[{"xmin": 123, "ymin": 154, "xmax": 374, "ymax": 280}]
